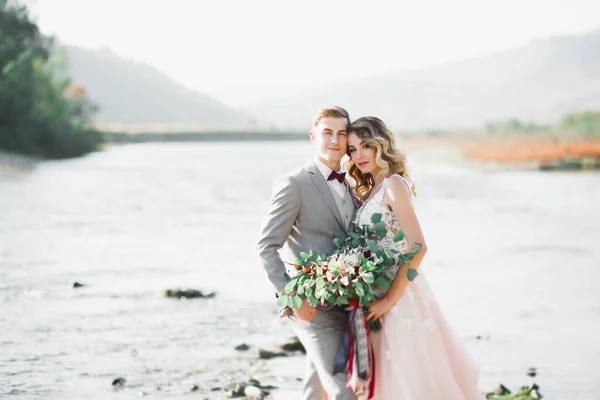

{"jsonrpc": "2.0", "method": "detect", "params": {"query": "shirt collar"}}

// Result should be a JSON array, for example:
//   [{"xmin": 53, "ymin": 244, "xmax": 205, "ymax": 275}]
[{"xmin": 313, "ymin": 156, "xmax": 342, "ymax": 181}]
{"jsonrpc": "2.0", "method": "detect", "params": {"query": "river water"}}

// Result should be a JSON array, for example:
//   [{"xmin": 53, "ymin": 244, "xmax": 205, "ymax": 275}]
[{"xmin": 1, "ymin": 142, "xmax": 598, "ymax": 399}]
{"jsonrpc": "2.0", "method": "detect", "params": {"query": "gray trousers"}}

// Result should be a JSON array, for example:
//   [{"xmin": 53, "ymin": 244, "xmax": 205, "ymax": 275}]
[{"xmin": 289, "ymin": 308, "xmax": 356, "ymax": 400}]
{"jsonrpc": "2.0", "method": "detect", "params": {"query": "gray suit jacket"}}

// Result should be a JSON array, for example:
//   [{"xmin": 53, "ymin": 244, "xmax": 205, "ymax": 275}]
[{"xmin": 258, "ymin": 160, "xmax": 358, "ymax": 296}]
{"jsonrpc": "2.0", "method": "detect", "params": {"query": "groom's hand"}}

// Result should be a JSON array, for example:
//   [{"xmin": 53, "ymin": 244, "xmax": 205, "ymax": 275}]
[{"xmin": 292, "ymin": 298, "xmax": 316, "ymax": 322}]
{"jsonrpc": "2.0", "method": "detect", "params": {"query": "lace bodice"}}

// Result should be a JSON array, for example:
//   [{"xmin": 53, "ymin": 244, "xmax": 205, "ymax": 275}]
[
  {"xmin": 354, "ymin": 174, "xmax": 428, "ymax": 299},
  {"xmin": 353, "ymin": 175, "xmax": 414, "ymax": 253}
]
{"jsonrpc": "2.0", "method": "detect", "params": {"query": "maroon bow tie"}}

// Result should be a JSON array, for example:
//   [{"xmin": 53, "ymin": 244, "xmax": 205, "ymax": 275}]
[{"xmin": 327, "ymin": 170, "xmax": 346, "ymax": 183}]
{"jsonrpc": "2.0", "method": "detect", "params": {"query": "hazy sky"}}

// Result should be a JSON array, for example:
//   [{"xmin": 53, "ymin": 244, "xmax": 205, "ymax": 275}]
[{"xmin": 30, "ymin": 0, "xmax": 600, "ymax": 107}]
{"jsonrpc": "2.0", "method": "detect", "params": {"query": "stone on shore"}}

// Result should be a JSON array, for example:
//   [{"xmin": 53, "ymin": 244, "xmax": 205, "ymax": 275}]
[
  {"xmin": 244, "ymin": 385, "xmax": 264, "ymax": 399},
  {"xmin": 485, "ymin": 383, "xmax": 542, "ymax": 399},
  {"xmin": 111, "ymin": 377, "xmax": 126, "ymax": 388},
  {"xmin": 224, "ymin": 379, "xmax": 273, "ymax": 398},
  {"xmin": 258, "ymin": 349, "xmax": 287, "ymax": 360},
  {"xmin": 164, "ymin": 289, "xmax": 216, "ymax": 299},
  {"xmin": 278, "ymin": 336, "xmax": 306, "ymax": 353}
]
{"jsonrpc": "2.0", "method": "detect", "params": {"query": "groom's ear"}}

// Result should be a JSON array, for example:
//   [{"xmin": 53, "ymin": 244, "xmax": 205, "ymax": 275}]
[{"xmin": 309, "ymin": 130, "xmax": 316, "ymax": 142}]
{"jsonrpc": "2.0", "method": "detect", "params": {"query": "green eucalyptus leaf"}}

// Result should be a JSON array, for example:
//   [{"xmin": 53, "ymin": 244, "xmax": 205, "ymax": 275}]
[
  {"xmin": 284, "ymin": 277, "xmax": 299, "ymax": 294},
  {"xmin": 316, "ymin": 266, "xmax": 323, "ymax": 276},
  {"xmin": 407, "ymin": 268, "xmax": 419, "ymax": 281},
  {"xmin": 325, "ymin": 292, "xmax": 335, "ymax": 303},
  {"xmin": 408, "ymin": 244, "xmax": 422, "ymax": 255},
  {"xmin": 316, "ymin": 278, "xmax": 326, "ymax": 292},
  {"xmin": 333, "ymin": 238, "xmax": 342, "ymax": 248},
  {"xmin": 355, "ymin": 281, "xmax": 365, "ymax": 297},
  {"xmin": 371, "ymin": 213, "xmax": 382, "ymax": 223},
  {"xmin": 372, "ymin": 221, "xmax": 386, "ymax": 232},
  {"xmin": 375, "ymin": 277, "xmax": 390, "ymax": 291},
  {"xmin": 393, "ymin": 230, "xmax": 405, "ymax": 242},
  {"xmin": 297, "ymin": 285, "xmax": 305, "ymax": 295},
  {"xmin": 368, "ymin": 240, "xmax": 379, "ymax": 253},
  {"xmin": 277, "ymin": 295, "xmax": 289, "ymax": 308},
  {"xmin": 337, "ymin": 296, "xmax": 348, "ymax": 305},
  {"xmin": 366, "ymin": 261, "xmax": 378, "ymax": 271},
  {"xmin": 307, "ymin": 294, "xmax": 318, "ymax": 307},
  {"xmin": 292, "ymin": 296, "xmax": 303, "ymax": 309},
  {"xmin": 287, "ymin": 296, "xmax": 295, "ymax": 307},
  {"xmin": 335, "ymin": 231, "xmax": 347, "ymax": 240},
  {"xmin": 361, "ymin": 271, "xmax": 375, "ymax": 284},
  {"xmin": 352, "ymin": 238, "xmax": 360, "ymax": 247}
]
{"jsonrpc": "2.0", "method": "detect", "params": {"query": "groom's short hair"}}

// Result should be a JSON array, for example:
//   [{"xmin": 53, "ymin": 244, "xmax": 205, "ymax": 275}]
[{"xmin": 312, "ymin": 106, "xmax": 350, "ymax": 128}]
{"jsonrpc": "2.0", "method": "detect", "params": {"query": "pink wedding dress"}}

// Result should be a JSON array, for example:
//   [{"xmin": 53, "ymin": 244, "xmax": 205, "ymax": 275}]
[{"xmin": 353, "ymin": 175, "xmax": 482, "ymax": 400}]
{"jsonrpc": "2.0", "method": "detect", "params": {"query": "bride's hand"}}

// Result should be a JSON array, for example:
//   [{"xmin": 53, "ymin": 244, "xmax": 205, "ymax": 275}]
[{"xmin": 367, "ymin": 297, "xmax": 394, "ymax": 321}]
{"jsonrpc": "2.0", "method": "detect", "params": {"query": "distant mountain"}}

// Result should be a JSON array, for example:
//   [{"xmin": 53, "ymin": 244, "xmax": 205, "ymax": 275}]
[
  {"xmin": 243, "ymin": 28, "xmax": 600, "ymax": 131},
  {"xmin": 65, "ymin": 46, "xmax": 251, "ymax": 125}
]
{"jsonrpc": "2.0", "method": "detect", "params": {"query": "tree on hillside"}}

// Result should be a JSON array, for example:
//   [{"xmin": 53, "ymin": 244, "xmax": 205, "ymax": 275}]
[
  {"xmin": 560, "ymin": 111, "xmax": 600, "ymax": 140},
  {"xmin": 0, "ymin": 0, "xmax": 102, "ymax": 158}
]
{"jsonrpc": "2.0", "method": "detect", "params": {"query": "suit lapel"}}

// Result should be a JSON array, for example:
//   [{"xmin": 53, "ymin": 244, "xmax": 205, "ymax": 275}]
[
  {"xmin": 306, "ymin": 161, "xmax": 344, "ymax": 229},
  {"xmin": 349, "ymin": 185, "xmax": 359, "ymax": 209}
]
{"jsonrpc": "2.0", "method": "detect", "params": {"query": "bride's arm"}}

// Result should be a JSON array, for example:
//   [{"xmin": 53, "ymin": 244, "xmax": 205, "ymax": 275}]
[{"xmin": 367, "ymin": 176, "xmax": 428, "ymax": 321}]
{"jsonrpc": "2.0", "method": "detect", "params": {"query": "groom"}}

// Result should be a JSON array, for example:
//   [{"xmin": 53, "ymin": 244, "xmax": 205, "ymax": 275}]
[{"xmin": 257, "ymin": 106, "xmax": 357, "ymax": 400}]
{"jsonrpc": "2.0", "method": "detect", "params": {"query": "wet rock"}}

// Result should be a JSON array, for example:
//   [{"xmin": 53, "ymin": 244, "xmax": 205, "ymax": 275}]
[
  {"xmin": 235, "ymin": 343, "xmax": 250, "ymax": 351},
  {"xmin": 485, "ymin": 383, "xmax": 510, "ymax": 397},
  {"xmin": 224, "ymin": 379, "xmax": 273, "ymax": 399},
  {"xmin": 526, "ymin": 383, "xmax": 542, "ymax": 399},
  {"xmin": 164, "ymin": 289, "xmax": 216, "ymax": 299},
  {"xmin": 244, "ymin": 385, "xmax": 263, "ymax": 399},
  {"xmin": 279, "ymin": 336, "xmax": 306, "ymax": 353},
  {"xmin": 247, "ymin": 379, "xmax": 260, "ymax": 387},
  {"xmin": 225, "ymin": 382, "xmax": 246, "ymax": 397},
  {"xmin": 258, "ymin": 349, "xmax": 287, "ymax": 360},
  {"xmin": 112, "ymin": 377, "xmax": 126, "ymax": 388},
  {"xmin": 485, "ymin": 383, "xmax": 543, "ymax": 399},
  {"xmin": 526, "ymin": 367, "xmax": 537, "ymax": 377},
  {"xmin": 72, "ymin": 282, "xmax": 86, "ymax": 288}
]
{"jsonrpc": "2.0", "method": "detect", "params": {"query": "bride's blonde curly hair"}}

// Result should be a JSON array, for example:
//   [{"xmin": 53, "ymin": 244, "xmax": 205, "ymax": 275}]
[{"xmin": 346, "ymin": 116, "xmax": 415, "ymax": 202}]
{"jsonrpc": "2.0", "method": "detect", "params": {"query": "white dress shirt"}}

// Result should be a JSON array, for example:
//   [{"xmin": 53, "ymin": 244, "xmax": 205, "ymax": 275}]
[{"xmin": 313, "ymin": 156, "xmax": 348, "ymax": 199}]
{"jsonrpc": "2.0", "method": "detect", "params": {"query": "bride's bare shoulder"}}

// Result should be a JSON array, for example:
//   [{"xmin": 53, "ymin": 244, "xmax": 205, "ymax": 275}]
[
  {"xmin": 383, "ymin": 175, "xmax": 410, "ymax": 198},
  {"xmin": 383, "ymin": 175, "xmax": 411, "ymax": 202}
]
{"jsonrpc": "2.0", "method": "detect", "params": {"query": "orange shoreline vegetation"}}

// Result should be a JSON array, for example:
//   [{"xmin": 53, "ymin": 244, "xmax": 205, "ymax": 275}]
[{"xmin": 403, "ymin": 134, "xmax": 600, "ymax": 164}]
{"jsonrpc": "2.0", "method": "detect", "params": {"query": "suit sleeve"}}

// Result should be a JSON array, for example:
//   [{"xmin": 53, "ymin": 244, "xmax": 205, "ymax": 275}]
[{"xmin": 257, "ymin": 174, "xmax": 300, "ymax": 295}]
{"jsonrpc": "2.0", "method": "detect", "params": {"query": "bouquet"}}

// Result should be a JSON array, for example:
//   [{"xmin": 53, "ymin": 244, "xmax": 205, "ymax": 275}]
[{"xmin": 279, "ymin": 212, "xmax": 421, "ymax": 331}]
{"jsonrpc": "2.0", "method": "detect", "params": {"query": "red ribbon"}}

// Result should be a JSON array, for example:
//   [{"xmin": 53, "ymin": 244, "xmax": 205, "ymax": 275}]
[{"xmin": 346, "ymin": 300, "xmax": 376, "ymax": 399}]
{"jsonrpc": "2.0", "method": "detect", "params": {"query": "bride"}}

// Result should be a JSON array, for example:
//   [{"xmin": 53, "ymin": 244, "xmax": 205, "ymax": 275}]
[{"xmin": 346, "ymin": 116, "xmax": 481, "ymax": 399}]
